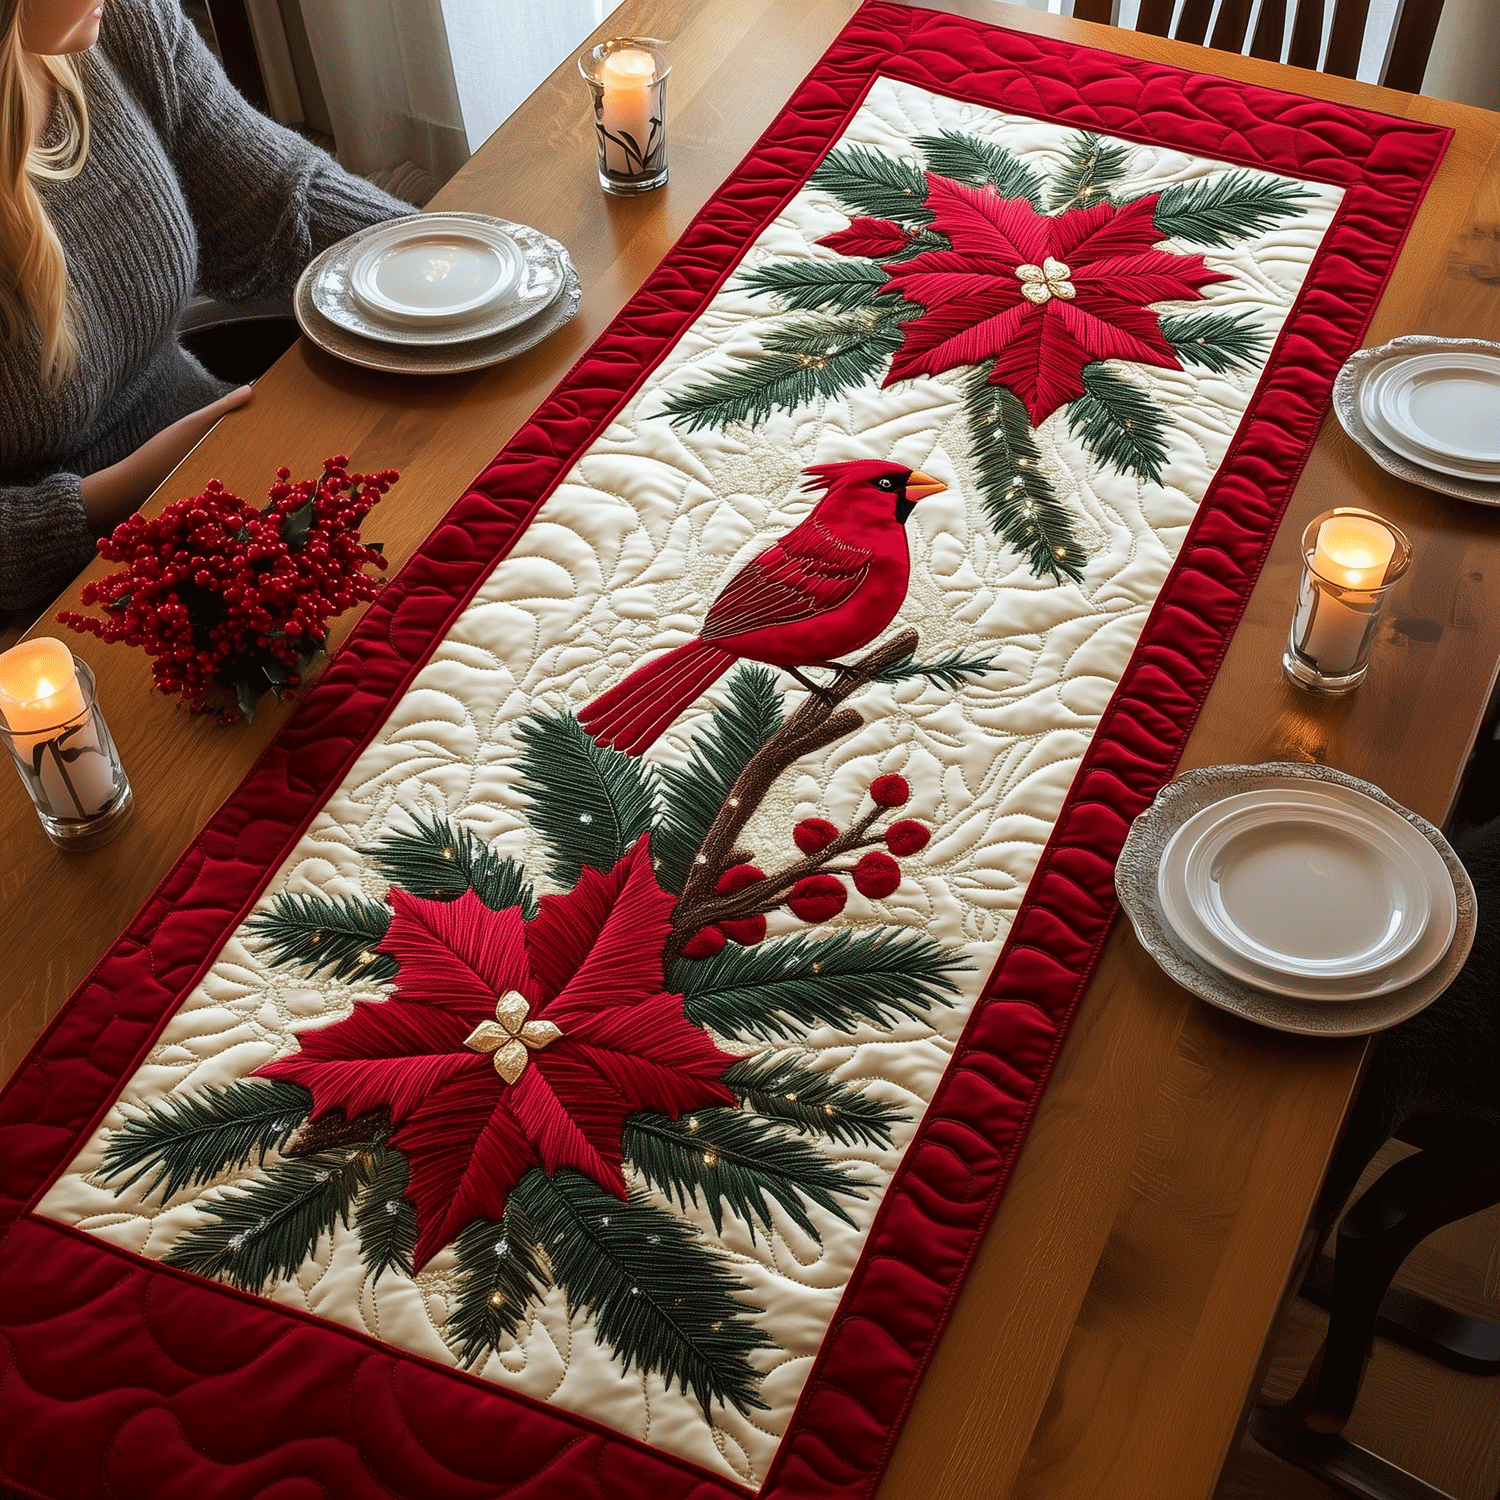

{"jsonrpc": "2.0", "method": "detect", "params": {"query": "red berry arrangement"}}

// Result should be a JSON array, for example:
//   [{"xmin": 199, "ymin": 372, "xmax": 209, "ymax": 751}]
[{"xmin": 59, "ymin": 457, "xmax": 396, "ymax": 723}]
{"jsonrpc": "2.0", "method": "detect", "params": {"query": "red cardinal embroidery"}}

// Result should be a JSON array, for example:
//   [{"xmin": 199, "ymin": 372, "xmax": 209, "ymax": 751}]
[{"xmin": 579, "ymin": 459, "xmax": 947, "ymax": 755}]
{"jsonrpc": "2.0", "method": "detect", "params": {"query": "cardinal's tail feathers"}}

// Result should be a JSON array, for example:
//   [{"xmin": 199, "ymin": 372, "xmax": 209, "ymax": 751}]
[{"xmin": 579, "ymin": 640, "xmax": 737, "ymax": 755}]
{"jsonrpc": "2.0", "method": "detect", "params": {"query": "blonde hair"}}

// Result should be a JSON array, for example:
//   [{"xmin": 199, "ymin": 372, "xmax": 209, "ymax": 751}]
[{"xmin": 0, "ymin": 1, "xmax": 90, "ymax": 387}]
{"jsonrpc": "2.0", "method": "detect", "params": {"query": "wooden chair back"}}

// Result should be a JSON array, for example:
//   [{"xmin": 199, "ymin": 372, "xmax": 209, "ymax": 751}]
[{"xmin": 1068, "ymin": 0, "xmax": 1447, "ymax": 93}]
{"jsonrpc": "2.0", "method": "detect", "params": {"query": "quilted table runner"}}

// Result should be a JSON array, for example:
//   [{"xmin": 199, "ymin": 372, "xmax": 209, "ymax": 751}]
[{"xmin": 0, "ymin": 7, "xmax": 1449, "ymax": 1498}]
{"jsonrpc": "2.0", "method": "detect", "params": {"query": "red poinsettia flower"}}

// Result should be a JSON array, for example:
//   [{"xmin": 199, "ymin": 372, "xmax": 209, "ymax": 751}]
[
  {"xmin": 821, "ymin": 176, "xmax": 1228, "ymax": 425},
  {"xmin": 256, "ymin": 836, "xmax": 737, "ymax": 1268}
]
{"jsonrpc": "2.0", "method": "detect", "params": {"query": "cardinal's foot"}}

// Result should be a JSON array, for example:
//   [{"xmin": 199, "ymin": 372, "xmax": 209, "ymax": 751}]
[{"xmin": 782, "ymin": 666, "xmax": 838, "ymax": 703}]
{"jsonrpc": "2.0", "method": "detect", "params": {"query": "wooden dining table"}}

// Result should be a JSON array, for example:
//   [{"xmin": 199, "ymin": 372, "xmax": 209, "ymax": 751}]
[{"xmin": 4, "ymin": 2, "xmax": 1499, "ymax": 1496}]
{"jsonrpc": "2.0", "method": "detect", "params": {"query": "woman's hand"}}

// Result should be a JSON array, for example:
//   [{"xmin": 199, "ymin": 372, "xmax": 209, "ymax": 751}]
[{"xmin": 79, "ymin": 384, "xmax": 253, "ymax": 533}]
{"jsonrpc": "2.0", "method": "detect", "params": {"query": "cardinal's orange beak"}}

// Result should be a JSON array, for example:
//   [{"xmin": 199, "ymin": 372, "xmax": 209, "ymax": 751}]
[{"xmin": 905, "ymin": 471, "xmax": 947, "ymax": 502}]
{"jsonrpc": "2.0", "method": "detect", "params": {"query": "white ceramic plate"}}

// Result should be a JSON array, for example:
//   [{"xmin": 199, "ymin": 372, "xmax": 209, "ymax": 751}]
[
  {"xmin": 348, "ymin": 217, "xmax": 524, "ymax": 327},
  {"xmin": 1157, "ymin": 787, "xmax": 1456, "ymax": 1000},
  {"xmin": 308, "ymin": 213, "xmax": 566, "ymax": 347},
  {"xmin": 1117, "ymin": 764, "xmax": 1475, "ymax": 1038},
  {"xmin": 1359, "ymin": 362, "xmax": 1500, "ymax": 481},
  {"xmin": 1375, "ymin": 352, "xmax": 1500, "ymax": 464},
  {"xmin": 1333, "ymin": 336, "xmax": 1500, "ymax": 506}
]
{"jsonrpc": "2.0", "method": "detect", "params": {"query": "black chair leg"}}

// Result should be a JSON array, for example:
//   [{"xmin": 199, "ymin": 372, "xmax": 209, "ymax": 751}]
[{"xmin": 1249, "ymin": 1139, "xmax": 1500, "ymax": 1500}]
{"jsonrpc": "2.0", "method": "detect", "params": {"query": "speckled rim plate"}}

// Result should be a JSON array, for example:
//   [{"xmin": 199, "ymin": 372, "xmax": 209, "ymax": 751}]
[
  {"xmin": 294, "ymin": 246, "xmax": 581, "ymax": 376},
  {"xmin": 1334, "ymin": 335, "xmax": 1500, "ymax": 506},
  {"xmin": 1116, "ymin": 763, "xmax": 1476, "ymax": 1037},
  {"xmin": 307, "ymin": 212, "xmax": 567, "ymax": 347}
]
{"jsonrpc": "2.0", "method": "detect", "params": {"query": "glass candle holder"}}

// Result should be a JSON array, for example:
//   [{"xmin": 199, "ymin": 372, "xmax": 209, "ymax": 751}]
[
  {"xmin": 0, "ymin": 639, "xmax": 132, "ymax": 849},
  {"xmin": 579, "ymin": 37, "xmax": 670, "ymax": 195},
  {"xmin": 1283, "ymin": 508, "xmax": 1411, "ymax": 695}
]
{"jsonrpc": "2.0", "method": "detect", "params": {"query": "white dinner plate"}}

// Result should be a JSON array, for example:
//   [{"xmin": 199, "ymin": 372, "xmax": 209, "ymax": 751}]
[
  {"xmin": 1359, "ymin": 361, "xmax": 1500, "ymax": 481},
  {"xmin": 1374, "ymin": 352, "xmax": 1500, "ymax": 465},
  {"xmin": 348, "ymin": 218, "xmax": 524, "ymax": 327},
  {"xmin": 1157, "ymin": 787, "xmax": 1456, "ymax": 1000},
  {"xmin": 308, "ymin": 213, "xmax": 567, "ymax": 347}
]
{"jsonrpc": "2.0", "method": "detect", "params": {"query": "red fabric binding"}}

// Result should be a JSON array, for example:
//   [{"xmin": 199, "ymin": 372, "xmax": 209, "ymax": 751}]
[{"xmin": 0, "ymin": 5, "xmax": 1450, "ymax": 1497}]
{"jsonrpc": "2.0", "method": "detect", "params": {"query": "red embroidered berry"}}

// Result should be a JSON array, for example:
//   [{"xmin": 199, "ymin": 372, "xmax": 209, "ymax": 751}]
[
  {"xmin": 869, "ymin": 774, "xmax": 910, "ymax": 808},
  {"xmin": 681, "ymin": 925, "xmax": 727, "ymax": 960},
  {"xmin": 715, "ymin": 863, "xmax": 765, "ymax": 895},
  {"xmin": 852, "ymin": 850, "xmax": 902, "ymax": 900},
  {"xmin": 793, "ymin": 817, "xmax": 839, "ymax": 855},
  {"xmin": 787, "ymin": 874, "xmax": 847, "ymax": 923},
  {"xmin": 884, "ymin": 819, "xmax": 930, "ymax": 856},
  {"xmin": 719, "ymin": 914, "xmax": 767, "ymax": 946}
]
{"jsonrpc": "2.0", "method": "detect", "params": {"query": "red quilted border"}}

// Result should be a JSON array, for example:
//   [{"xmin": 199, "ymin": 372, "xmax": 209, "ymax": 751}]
[{"xmin": 0, "ymin": 6, "xmax": 1449, "ymax": 1498}]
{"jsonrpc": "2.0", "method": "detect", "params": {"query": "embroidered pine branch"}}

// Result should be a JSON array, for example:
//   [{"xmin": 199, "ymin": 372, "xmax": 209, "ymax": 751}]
[
  {"xmin": 867, "ymin": 648, "xmax": 1001, "ymax": 690},
  {"xmin": 1150, "ymin": 169, "xmax": 1314, "ymax": 247},
  {"xmin": 513, "ymin": 1169, "xmax": 774, "ymax": 1415},
  {"xmin": 659, "ymin": 310, "xmax": 911, "ymax": 433},
  {"xmin": 99, "ymin": 1080, "xmax": 312, "ymax": 1201},
  {"xmin": 447, "ymin": 1198, "xmax": 551, "ymax": 1367},
  {"xmin": 1159, "ymin": 310, "xmax": 1269, "ymax": 373},
  {"xmin": 362, "ymin": 808, "xmax": 537, "ymax": 916},
  {"xmin": 163, "ymin": 1144, "xmax": 375, "ymax": 1291},
  {"xmin": 352, "ymin": 1140, "xmax": 418, "ymax": 1284},
  {"xmin": 914, "ymin": 129, "xmax": 1044, "ymax": 203},
  {"xmin": 246, "ymin": 892, "xmax": 398, "ymax": 983},
  {"xmin": 737, "ymin": 258, "xmax": 891, "ymax": 312},
  {"xmin": 724, "ymin": 1052, "xmax": 900, "ymax": 1148},
  {"xmin": 1067, "ymin": 363, "xmax": 1172, "ymax": 485},
  {"xmin": 624, "ymin": 1108, "xmax": 862, "ymax": 1242},
  {"xmin": 1045, "ymin": 132, "xmax": 1130, "ymax": 213},
  {"xmin": 653, "ymin": 666, "xmax": 784, "ymax": 894},
  {"xmin": 673, "ymin": 927, "xmax": 963, "ymax": 1041},
  {"xmin": 662, "ymin": 629, "xmax": 916, "ymax": 964},
  {"xmin": 811, "ymin": 145, "xmax": 932, "ymax": 229},
  {"xmin": 514, "ymin": 712, "xmax": 658, "ymax": 887},
  {"xmin": 963, "ymin": 363, "xmax": 1088, "ymax": 583}
]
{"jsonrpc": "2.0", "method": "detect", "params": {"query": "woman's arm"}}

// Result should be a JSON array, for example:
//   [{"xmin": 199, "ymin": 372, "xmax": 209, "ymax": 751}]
[
  {"xmin": 0, "ymin": 474, "xmax": 99, "ymax": 614},
  {"xmin": 99, "ymin": 0, "xmax": 415, "ymax": 305}
]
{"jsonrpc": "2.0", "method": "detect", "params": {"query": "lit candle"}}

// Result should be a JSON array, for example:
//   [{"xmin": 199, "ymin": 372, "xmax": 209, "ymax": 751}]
[
  {"xmin": 1303, "ymin": 515, "xmax": 1397, "ymax": 675},
  {"xmin": 599, "ymin": 46, "xmax": 655, "ymax": 176},
  {"xmin": 0, "ymin": 638, "xmax": 118, "ymax": 817}
]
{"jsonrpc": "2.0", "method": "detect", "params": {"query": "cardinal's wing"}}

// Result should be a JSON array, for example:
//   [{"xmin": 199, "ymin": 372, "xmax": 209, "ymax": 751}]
[{"xmin": 701, "ymin": 517, "xmax": 872, "ymax": 641}]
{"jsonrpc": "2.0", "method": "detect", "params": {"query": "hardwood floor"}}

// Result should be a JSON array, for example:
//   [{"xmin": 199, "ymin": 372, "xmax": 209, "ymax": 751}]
[{"xmin": 1216, "ymin": 1142, "xmax": 1500, "ymax": 1500}]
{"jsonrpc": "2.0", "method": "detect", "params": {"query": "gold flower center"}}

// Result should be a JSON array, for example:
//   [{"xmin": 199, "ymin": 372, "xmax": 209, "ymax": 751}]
[
  {"xmin": 463, "ymin": 989, "xmax": 563, "ymax": 1084},
  {"xmin": 1014, "ymin": 257, "xmax": 1075, "ymax": 305}
]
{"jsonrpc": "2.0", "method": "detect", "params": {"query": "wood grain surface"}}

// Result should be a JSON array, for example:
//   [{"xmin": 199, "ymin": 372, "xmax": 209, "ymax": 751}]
[{"xmin": 3, "ymin": 5, "xmax": 1499, "ymax": 1498}]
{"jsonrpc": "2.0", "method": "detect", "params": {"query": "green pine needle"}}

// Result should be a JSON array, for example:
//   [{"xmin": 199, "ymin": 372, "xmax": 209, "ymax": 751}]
[
  {"xmin": 963, "ymin": 363, "xmax": 1088, "ymax": 583},
  {"xmin": 1046, "ymin": 132, "xmax": 1130, "ymax": 213},
  {"xmin": 661, "ymin": 310, "xmax": 910, "ymax": 433},
  {"xmin": 810, "ymin": 145, "xmax": 931, "ymax": 228},
  {"xmin": 652, "ymin": 666, "xmax": 784, "ymax": 894},
  {"xmin": 868, "ymin": 649, "xmax": 1002, "ymax": 690},
  {"xmin": 163, "ymin": 1145, "xmax": 374, "ymax": 1292},
  {"xmin": 246, "ymin": 892, "xmax": 398, "ymax": 983},
  {"xmin": 513, "ymin": 711, "xmax": 659, "ymax": 888},
  {"xmin": 625, "ymin": 1108, "xmax": 861, "ymax": 1241},
  {"xmin": 362, "ymin": 808, "xmax": 537, "ymax": 917},
  {"xmin": 447, "ymin": 1197, "xmax": 552, "ymax": 1368},
  {"xmin": 724, "ymin": 1053, "xmax": 901, "ymax": 1149},
  {"xmin": 1067, "ymin": 363, "xmax": 1172, "ymax": 486},
  {"xmin": 914, "ymin": 129, "xmax": 1044, "ymax": 203},
  {"xmin": 1159, "ymin": 311, "xmax": 1269, "ymax": 374},
  {"xmin": 99, "ymin": 1080, "xmax": 313, "ymax": 1202},
  {"xmin": 674, "ymin": 928, "xmax": 963, "ymax": 1042},
  {"xmin": 353, "ymin": 1141, "xmax": 418, "ymax": 1284},
  {"xmin": 513, "ymin": 1169, "xmax": 773, "ymax": 1415},
  {"xmin": 1151, "ymin": 170, "xmax": 1315, "ymax": 247},
  {"xmin": 737, "ymin": 258, "xmax": 892, "ymax": 312}
]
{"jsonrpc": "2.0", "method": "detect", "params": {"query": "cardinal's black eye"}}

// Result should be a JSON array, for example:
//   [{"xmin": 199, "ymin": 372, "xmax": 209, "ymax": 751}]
[{"xmin": 875, "ymin": 477, "xmax": 895, "ymax": 490}]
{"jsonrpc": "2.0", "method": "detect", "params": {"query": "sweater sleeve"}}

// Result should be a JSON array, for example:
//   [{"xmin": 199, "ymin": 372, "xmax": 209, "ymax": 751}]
[
  {"xmin": 0, "ymin": 474, "xmax": 98, "ymax": 614},
  {"xmin": 100, "ymin": 0, "xmax": 417, "ymax": 304}
]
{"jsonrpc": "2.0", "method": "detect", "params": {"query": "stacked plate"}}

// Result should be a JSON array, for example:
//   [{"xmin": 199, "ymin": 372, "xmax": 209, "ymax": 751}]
[
  {"xmin": 294, "ymin": 212, "xmax": 582, "ymax": 375},
  {"xmin": 1335, "ymin": 336, "xmax": 1500, "ymax": 505},
  {"xmin": 1116, "ymin": 765, "xmax": 1475, "ymax": 1036}
]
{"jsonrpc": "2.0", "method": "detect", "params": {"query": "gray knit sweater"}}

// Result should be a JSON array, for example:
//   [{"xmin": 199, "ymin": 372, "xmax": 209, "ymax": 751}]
[{"xmin": 0, "ymin": 0, "xmax": 412, "ymax": 612}]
